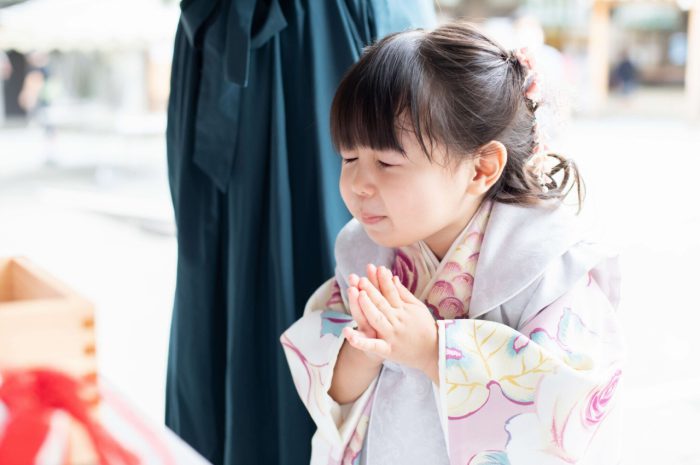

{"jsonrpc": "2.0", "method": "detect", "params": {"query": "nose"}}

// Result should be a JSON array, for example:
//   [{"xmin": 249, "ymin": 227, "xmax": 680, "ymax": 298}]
[{"xmin": 350, "ymin": 167, "xmax": 375, "ymax": 197}]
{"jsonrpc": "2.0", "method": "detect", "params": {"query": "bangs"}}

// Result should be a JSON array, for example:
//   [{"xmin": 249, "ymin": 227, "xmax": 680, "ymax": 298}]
[{"xmin": 330, "ymin": 30, "xmax": 438, "ymax": 159}]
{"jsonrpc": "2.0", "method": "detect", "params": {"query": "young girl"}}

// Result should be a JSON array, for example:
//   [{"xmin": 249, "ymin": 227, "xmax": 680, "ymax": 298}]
[{"xmin": 280, "ymin": 22, "xmax": 623, "ymax": 465}]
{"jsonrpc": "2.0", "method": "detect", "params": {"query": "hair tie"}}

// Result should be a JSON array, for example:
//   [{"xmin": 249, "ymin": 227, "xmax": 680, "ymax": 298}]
[{"xmin": 506, "ymin": 52, "xmax": 519, "ymax": 68}]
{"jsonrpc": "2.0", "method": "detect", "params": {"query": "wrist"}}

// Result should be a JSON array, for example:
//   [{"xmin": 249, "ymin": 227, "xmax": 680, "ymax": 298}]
[
  {"xmin": 343, "ymin": 338, "xmax": 384, "ymax": 368},
  {"xmin": 420, "ymin": 321, "xmax": 440, "ymax": 385}
]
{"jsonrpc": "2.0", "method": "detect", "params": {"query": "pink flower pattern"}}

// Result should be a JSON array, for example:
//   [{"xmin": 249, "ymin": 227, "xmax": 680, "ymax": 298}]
[
  {"xmin": 325, "ymin": 280, "xmax": 344, "ymax": 308},
  {"xmin": 420, "ymin": 204, "xmax": 491, "ymax": 319},
  {"xmin": 392, "ymin": 249, "xmax": 419, "ymax": 294},
  {"xmin": 584, "ymin": 369, "xmax": 621, "ymax": 426}
]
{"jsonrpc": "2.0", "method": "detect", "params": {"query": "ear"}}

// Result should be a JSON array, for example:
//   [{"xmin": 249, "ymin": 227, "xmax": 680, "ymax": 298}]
[{"xmin": 467, "ymin": 141, "xmax": 507, "ymax": 195}]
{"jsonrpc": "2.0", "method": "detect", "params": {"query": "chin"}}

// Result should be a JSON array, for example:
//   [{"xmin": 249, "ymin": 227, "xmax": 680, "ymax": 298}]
[
  {"xmin": 363, "ymin": 228, "xmax": 392, "ymax": 247},
  {"xmin": 363, "ymin": 227, "xmax": 412, "ymax": 249}
]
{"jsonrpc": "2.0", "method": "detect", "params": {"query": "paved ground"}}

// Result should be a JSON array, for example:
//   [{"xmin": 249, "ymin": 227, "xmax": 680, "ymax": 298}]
[
  {"xmin": 1, "ymin": 89, "xmax": 699, "ymax": 462},
  {"xmin": 0, "ymin": 124, "xmax": 176, "ymax": 428}
]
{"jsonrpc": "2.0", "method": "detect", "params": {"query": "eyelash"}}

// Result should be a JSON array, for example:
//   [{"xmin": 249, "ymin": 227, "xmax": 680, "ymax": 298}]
[{"xmin": 341, "ymin": 158, "xmax": 394, "ymax": 169}]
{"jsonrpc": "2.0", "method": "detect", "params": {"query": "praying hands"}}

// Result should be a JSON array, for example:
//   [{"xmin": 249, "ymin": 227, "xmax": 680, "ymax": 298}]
[{"xmin": 343, "ymin": 264, "xmax": 440, "ymax": 385}]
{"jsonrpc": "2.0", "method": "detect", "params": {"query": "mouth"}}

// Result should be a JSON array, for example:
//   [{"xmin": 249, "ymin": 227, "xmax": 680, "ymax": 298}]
[{"xmin": 360, "ymin": 214, "xmax": 386, "ymax": 225}]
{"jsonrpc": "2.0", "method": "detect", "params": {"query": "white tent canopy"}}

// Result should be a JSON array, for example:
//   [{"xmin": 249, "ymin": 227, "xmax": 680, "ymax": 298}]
[{"xmin": 0, "ymin": 0, "xmax": 179, "ymax": 51}]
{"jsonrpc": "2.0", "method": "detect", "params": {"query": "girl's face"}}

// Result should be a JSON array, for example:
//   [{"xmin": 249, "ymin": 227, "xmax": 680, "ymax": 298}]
[{"xmin": 339, "ymin": 127, "xmax": 488, "ymax": 259}]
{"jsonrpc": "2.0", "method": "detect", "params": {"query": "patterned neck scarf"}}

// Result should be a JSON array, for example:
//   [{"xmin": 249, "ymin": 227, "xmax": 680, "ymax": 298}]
[{"xmin": 392, "ymin": 199, "xmax": 493, "ymax": 319}]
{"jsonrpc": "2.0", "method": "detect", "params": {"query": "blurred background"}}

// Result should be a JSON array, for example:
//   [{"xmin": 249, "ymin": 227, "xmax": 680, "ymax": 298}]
[{"xmin": 1, "ymin": 0, "xmax": 698, "ymax": 463}]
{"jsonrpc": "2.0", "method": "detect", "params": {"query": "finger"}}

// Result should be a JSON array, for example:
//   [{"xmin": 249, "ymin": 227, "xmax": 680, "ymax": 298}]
[
  {"xmin": 347, "ymin": 286, "xmax": 370, "ymax": 330},
  {"xmin": 358, "ymin": 290, "xmax": 394, "ymax": 334},
  {"xmin": 348, "ymin": 273, "xmax": 360, "ymax": 287},
  {"xmin": 358, "ymin": 277, "xmax": 398, "ymax": 324},
  {"xmin": 344, "ymin": 327, "xmax": 391, "ymax": 358},
  {"xmin": 366, "ymin": 263, "xmax": 380, "ymax": 290},
  {"xmin": 393, "ymin": 276, "xmax": 419, "ymax": 303},
  {"xmin": 377, "ymin": 266, "xmax": 402, "ymax": 308},
  {"xmin": 342, "ymin": 326, "xmax": 374, "ymax": 341}
]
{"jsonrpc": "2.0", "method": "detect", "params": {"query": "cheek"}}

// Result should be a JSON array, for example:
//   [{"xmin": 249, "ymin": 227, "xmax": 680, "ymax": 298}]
[
  {"xmin": 392, "ymin": 176, "xmax": 461, "ymax": 230},
  {"xmin": 383, "ymin": 176, "xmax": 450, "ymax": 233},
  {"xmin": 338, "ymin": 170, "xmax": 354, "ymax": 211}
]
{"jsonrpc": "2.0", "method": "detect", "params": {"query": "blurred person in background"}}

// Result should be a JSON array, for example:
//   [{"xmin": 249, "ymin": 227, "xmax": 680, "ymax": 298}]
[
  {"xmin": 18, "ymin": 52, "xmax": 49, "ymax": 120},
  {"xmin": 0, "ymin": 50, "xmax": 11, "ymax": 127},
  {"xmin": 164, "ymin": 1, "xmax": 435, "ymax": 465},
  {"xmin": 611, "ymin": 50, "xmax": 639, "ymax": 97},
  {"xmin": 18, "ymin": 51, "xmax": 57, "ymax": 164}
]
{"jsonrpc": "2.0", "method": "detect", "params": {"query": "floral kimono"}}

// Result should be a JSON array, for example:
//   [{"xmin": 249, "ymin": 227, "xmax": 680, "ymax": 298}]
[{"xmin": 280, "ymin": 200, "xmax": 624, "ymax": 465}]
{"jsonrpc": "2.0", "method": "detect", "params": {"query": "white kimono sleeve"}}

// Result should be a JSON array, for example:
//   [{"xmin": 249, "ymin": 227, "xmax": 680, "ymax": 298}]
[{"xmin": 280, "ymin": 278, "xmax": 378, "ymax": 460}]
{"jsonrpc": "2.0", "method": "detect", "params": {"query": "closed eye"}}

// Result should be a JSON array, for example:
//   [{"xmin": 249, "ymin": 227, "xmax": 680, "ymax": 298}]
[{"xmin": 340, "ymin": 157, "xmax": 395, "ymax": 168}]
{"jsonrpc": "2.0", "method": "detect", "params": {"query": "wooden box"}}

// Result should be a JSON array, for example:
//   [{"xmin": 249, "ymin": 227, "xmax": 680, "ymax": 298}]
[
  {"xmin": 0, "ymin": 257, "xmax": 98, "ymax": 464},
  {"xmin": 0, "ymin": 257, "xmax": 97, "ymax": 379}
]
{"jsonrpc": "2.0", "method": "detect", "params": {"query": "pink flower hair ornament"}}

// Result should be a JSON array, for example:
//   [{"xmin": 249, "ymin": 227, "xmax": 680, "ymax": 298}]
[
  {"xmin": 512, "ymin": 47, "xmax": 544, "ymax": 106},
  {"xmin": 510, "ymin": 47, "xmax": 549, "ymax": 191}
]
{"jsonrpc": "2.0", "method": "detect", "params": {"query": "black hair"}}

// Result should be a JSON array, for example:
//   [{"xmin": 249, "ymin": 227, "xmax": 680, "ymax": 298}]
[{"xmin": 330, "ymin": 21, "xmax": 584, "ymax": 210}]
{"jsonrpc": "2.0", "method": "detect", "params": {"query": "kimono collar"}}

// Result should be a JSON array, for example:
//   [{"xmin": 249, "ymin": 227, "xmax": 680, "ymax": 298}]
[
  {"xmin": 467, "ymin": 201, "xmax": 584, "ymax": 319},
  {"xmin": 334, "ymin": 201, "xmax": 585, "ymax": 320}
]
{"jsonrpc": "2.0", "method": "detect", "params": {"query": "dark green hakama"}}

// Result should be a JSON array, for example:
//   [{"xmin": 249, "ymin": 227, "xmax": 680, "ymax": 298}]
[{"xmin": 165, "ymin": 1, "xmax": 435, "ymax": 463}]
